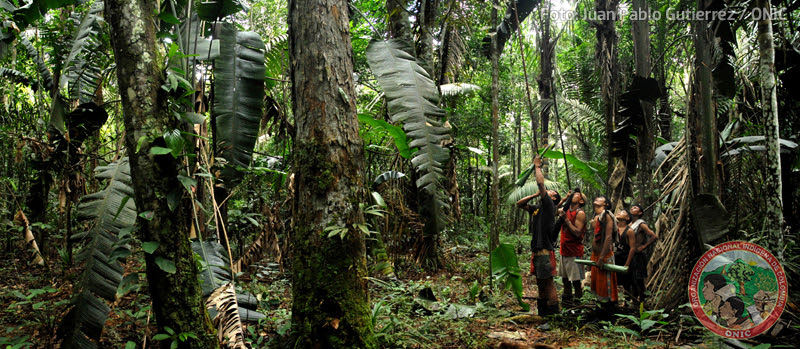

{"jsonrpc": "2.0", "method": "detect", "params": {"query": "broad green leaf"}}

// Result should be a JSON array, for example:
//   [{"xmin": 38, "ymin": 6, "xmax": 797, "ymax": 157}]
[
  {"xmin": 182, "ymin": 112, "xmax": 207, "ymax": 124},
  {"xmin": 358, "ymin": 113, "xmax": 415, "ymax": 159},
  {"xmin": 371, "ymin": 191, "xmax": 386, "ymax": 208},
  {"xmin": 164, "ymin": 130, "xmax": 185, "ymax": 157},
  {"xmin": 61, "ymin": 158, "xmax": 136, "ymax": 347},
  {"xmin": 113, "ymin": 196, "xmax": 132, "ymax": 222},
  {"xmin": 150, "ymin": 147, "xmax": 173, "ymax": 155},
  {"xmin": 155, "ymin": 257, "xmax": 177, "ymax": 274},
  {"xmin": 142, "ymin": 242, "xmax": 159, "ymax": 254},
  {"xmin": 49, "ymin": 96, "xmax": 68, "ymax": 137},
  {"xmin": 213, "ymin": 24, "xmax": 265, "ymax": 185},
  {"xmin": 139, "ymin": 211, "xmax": 154, "ymax": 220},
  {"xmin": 490, "ymin": 244, "xmax": 529, "ymax": 311},
  {"xmin": 196, "ymin": 0, "xmax": 244, "ymax": 21},
  {"xmin": 62, "ymin": 2, "xmax": 105, "ymax": 103},
  {"xmin": 177, "ymin": 175, "xmax": 197, "ymax": 191},
  {"xmin": 540, "ymin": 149, "xmax": 605, "ymax": 191},
  {"xmin": 366, "ymin": 38, "xmax": 451, "ymax": 233},
  {"xmin": 157, "ymin": 11, "xmax": 181, "ymax": 25}
]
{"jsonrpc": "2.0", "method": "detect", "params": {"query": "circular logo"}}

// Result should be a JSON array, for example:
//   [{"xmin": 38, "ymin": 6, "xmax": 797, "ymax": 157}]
[{"xmin": 688, "ymin": 241, "xmax": 787, "ymax": 338}]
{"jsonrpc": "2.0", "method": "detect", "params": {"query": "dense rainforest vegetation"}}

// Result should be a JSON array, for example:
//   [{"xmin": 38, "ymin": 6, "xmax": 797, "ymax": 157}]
[{"xmin": 0, "ymin": 0, "xmax": 798, "ymax": 347}]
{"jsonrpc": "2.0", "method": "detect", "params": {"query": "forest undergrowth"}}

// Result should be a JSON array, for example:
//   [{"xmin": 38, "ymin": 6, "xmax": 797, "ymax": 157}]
[{"xmin": 2, "ymin": 224, "xmax": 797, "ymax": 349}]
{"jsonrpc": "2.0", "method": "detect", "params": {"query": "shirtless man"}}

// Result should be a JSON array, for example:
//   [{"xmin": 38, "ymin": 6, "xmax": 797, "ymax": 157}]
[{"xmin": 590, "ymin": 196, "xmax": 618, "ymax": 317}]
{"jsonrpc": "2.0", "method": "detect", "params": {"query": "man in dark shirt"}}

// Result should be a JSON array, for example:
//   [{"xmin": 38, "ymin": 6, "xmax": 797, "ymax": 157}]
[{"xmin": 516, "ymin": 155, "xmax": 561, "ymax": 316}]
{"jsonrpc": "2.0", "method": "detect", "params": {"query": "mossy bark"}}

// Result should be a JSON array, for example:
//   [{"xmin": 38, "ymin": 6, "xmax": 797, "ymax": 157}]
[
  {"xmin": 757, "ymin": 0, "xmax": 784, "ymax": 261},
  {"xmin": 105, "ymin": 1, "xmax": 217, "ymax": 348},
  {"xmin": 289, "ymin": 0, "xmax": 376, "ymax": 347}
]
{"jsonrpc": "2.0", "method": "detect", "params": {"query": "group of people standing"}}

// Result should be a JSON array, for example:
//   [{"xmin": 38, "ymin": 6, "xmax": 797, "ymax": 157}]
[{"xmin": 515, "ymin": 155, "xmax": 658, "ymax": 319}]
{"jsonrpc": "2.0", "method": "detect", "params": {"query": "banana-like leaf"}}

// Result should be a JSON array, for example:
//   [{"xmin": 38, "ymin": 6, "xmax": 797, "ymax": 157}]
[
  {"xmin": 213, "ymin": 24, "xmax": 265, "ymax": 185},
  {"xmin": 439, "ymin": 83, "xmax": 480, "ymax": 97},
  {"xmin": 540, "ymin": 149, "xmax": 605, "ymax": 191},
  {"xmin": 366, "ymin": 39, "xmax": 451, "ymax": 228},
  {"xmin": 179, "ymin": 14, "xmax": 219, "ymax": 62},
  {"xmin": 358, "ymin": 113, "xmax": 415, "ymax": 159},
  {"xmin": 192, "ymin": 240, "xmax": 266, "ymax": 322},
  {"xmin": 197, "ymin": 0, "xmax": 245, "ymax": 21},
  {"xmin": 206, "ymin": 283, "xmax": 250, "ymax": 348},
  {"xmin": 490, "ymin": 243, "xmax": 529, "ymax": 311},
  {"xmin": 58, "ymin": 158, "xmax": 136, "ymax": 349},
  {"xmin": 62, "ymin": 1, "xmax": 103, "ymax": 83},
  {"xmin": 8, "ymin": 0, "xmax": 82, "ymax": 30},
  {"xmin": 505, "ymin": 179, "xmax": 563, "ymax": 205}
]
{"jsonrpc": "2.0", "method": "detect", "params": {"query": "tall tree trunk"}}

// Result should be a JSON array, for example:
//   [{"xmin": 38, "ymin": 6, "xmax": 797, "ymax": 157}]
[
  {"xmin": 757, "ymin": 0, "xmax": 784, "ymax": 261},
  {"xmin": 490, "ymin": 0, "xmax": 501, "ymax": 251},
  {"xmin": 694, "ymin": 0, "xmax": 719, "ymax": 196},
  {"xmin": 654, "ymin": 11, "xmax": 672, "ymax": 141},
  {"xmin": 538, "ymin": 1, "xmax": 553, "ymax": 152},
  {"xmin": 289, "ymin": 0, "xmax": 377, "ymax": 346},
  {"xmin": 416, "ymin": 0, "xmax": 437, "ymax": 77},
  {"xmin": 688, "ymin": 0, "xmax": 729, "ymax": 247},
  {"xmin": 632, "ymin": 0, "xmax": 655, "ymax": 212},
  {"xmin": 105, "ymin": 1, "xmax": 217, "ymax": 347},
  {"xmin": 594, "ymin": 0, "xmax": 620, "ymax": 189},
  {"xmin": 387, "ymin": 0, "xmax": 412, "ymax": 43}
]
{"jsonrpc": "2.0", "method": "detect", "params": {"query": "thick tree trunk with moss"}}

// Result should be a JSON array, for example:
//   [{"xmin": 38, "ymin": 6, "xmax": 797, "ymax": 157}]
[
  {"xmin": 105, "ymin": 1, "xmax": 217, "ymax": 348},
  {"xmin": 757, "ymin": 0, "xmax": 784, "ymax": 261},
  {"xmin": 289, "ymin": 0, "xmax": 376, "ymax": 347}
]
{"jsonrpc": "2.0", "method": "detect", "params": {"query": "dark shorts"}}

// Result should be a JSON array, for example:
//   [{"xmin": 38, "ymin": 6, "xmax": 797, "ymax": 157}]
[{"xmin": 532, "ymin": 250, "xmax": 556, "ymax": 279}]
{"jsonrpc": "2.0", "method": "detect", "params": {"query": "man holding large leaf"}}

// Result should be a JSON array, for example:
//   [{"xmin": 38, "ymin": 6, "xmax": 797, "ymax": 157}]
[{"xmin": 516, "ymin": 155, "xmax": 561, "ymax": 316}]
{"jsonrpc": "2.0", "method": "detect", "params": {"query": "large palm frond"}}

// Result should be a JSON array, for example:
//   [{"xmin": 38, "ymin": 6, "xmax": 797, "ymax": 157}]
[
  {"xmin": 366, "ymin": 39, "xmax": 451, "ymax": 229},
  {"xmin": 58, "ymin": 158, "xmax": 136, "ymax": 349},
  {"xmin": 213, "ymin": 24, "xmax": 265, "ymax": 185},
  {"xmin": 62, "ymin": 1, "xmax": 104, "ymax": 103},
  {"xmin": 192, "ymin": 240, "xmax": 265, "ymax": 322},
  {"xmin": 264, "ymin": 34, "xmax": 288, "ymax": 90}
]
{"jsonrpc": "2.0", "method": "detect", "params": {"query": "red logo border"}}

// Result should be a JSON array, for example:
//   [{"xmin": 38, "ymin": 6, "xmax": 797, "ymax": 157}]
[{"xmin": 688, "ymin": 241, "xmax": 787, "ymax": 339}]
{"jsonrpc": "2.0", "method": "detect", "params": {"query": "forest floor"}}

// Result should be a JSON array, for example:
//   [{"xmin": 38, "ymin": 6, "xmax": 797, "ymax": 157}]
[{"xmin": 0, "ymin": 241, "xmax": 797, "ymax": 348}]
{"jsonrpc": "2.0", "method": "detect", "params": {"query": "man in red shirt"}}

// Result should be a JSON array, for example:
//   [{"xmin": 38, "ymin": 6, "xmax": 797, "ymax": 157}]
[{"xmin": 557, "ymin": 190, "xmax": 587, "ymax": 305}]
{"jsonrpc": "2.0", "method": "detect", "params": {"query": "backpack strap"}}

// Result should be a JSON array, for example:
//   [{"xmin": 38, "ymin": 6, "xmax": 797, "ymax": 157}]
[
  {"xmin": 599, "ymin": 210, "xmax": 618, "ymax": 244},
  {"xmin": 630, "ymin": 219, "xmax": 645, "ymax": 233}
]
